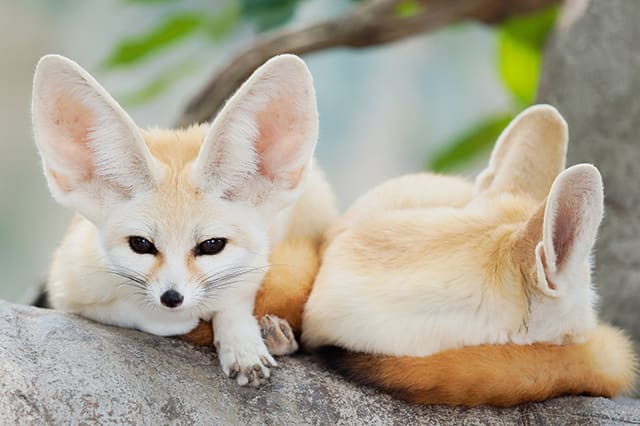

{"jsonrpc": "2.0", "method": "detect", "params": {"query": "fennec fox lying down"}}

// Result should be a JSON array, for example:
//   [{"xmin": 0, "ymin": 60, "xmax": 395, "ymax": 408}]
[
  {"xmin": 32, "ymin": 54, "xmax": 336, "ymax": 387},
  {"xmin": 299, "ymin": 105, "xmax": 635, "ymax": 406}
]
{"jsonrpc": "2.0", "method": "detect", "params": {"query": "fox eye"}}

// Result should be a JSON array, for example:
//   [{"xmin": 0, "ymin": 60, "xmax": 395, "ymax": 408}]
[
  {"xmin": 128, "ymin": 236, "xmax": 158, "ymax": 255},
  {"xmin": 195, "ymin": 238, "xmax": 227, "ymax": 256}
]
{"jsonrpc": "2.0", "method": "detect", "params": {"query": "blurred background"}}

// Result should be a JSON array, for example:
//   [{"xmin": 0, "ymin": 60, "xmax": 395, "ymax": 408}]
[{"xmin": 0, "ymin": 0, "xmax": 555, "ymax": 302}]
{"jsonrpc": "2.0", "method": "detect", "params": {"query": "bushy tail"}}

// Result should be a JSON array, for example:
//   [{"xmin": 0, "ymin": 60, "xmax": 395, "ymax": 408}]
[{"xmin": 318, "ymin": 325, "xmax": 636, "ymax": 407}]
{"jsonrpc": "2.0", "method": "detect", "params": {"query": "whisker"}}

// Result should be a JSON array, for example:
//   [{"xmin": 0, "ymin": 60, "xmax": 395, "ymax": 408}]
[
  {"xmin": 106, "ymin": 266, "xmax": 151, "ymax": 288},
  {"xmin": 198, "ymin": 265, "xmax": 269, "ymax": 288}
]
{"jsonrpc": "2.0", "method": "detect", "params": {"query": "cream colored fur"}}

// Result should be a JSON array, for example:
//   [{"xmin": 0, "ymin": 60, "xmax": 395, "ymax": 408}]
[
  {"xmin": 303, "ymin": 105, "xmax": 604, "ymax": 356},
  {"xmin": 33, "ymin": 54, "xmax": 337, "ymax": 386}
]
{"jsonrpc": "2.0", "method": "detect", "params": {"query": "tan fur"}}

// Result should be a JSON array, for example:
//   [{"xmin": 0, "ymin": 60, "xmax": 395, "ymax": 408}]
[
  {"xmin": 323, "ymin": 173, "xmax": 473, "ymax": 250},
  {"xmin": 331, "ymin": 325, "xmax": 636, "ymax": 407}
]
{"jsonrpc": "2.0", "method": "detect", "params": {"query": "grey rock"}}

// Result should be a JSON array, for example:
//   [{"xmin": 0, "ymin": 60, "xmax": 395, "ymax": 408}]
[
  {"xmin": 1, "ymin": 300, "xmax": 639, "ymax": 425},
  {"xmin": 537, "ymin": 0, "xmax": 640, "ymax": 391}
]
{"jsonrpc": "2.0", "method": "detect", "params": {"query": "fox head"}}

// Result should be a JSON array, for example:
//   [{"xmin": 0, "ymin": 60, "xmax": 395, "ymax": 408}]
[
  {"xmin": 32, "ymin": 54, "xmax": 318, "ymax": 318},
  {"xmin": 472, "ymin": 105, "xmax": 603, "ymax": 344}
]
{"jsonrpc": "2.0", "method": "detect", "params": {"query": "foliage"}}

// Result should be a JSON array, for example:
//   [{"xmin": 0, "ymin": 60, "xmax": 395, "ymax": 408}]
[
  {"xmin": 118, "ymin": 60, "xmax": 198, "ymax": 107},
  {"xmin": 498, "ymin": 6, "xmax": 557, "ymax": 106},
  {"xmin": 105, "ymin": 13, "xmax": 205, "ymax": 68},
  {"xmin": 105, "ymin": 0, "xmax": 558, "ymax": 172},
  {"xmin": 394, "ymin": 0, "xmax": 421, "ymax": 18},
  {"xmin": 430, "ymin": 6, "xmax": 558, "ymax": 172},
  {"xmin": 428, "ymin": 114, "xmax": 514, "ymax": 172},
  {"xmin": 107, "ymin": 0, "xmax": 307, "ymax": 105}
]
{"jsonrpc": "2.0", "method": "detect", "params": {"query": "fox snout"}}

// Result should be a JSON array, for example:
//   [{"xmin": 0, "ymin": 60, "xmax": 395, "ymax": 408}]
[{"xmin": 160, "ymin": 289, "xmax": 184, "ymax": 308}]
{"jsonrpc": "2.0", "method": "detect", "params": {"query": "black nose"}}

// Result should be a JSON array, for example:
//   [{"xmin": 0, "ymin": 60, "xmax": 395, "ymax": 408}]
[{"xmin": 160, "ymin": 290, "xmax": 183, "ymax": 308}]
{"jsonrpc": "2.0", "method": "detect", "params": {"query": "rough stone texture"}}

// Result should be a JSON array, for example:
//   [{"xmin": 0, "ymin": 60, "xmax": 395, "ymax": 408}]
[
  {"xmin": 1, "ymin": 301, "xmax": 639, "ymax": 425},
  {"xmin": 537, "ymin": 0, "xmax": 640, "ymax": 392}
]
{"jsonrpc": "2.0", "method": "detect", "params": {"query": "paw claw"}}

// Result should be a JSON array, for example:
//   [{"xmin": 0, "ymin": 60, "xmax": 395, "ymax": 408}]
[
  {"xmin": 217, "ymin": 334, "xmax": 274, "ymax": 387},
  {"xmin": 229, "ymin": 362, "xmax": 240, "ymax": 379}
]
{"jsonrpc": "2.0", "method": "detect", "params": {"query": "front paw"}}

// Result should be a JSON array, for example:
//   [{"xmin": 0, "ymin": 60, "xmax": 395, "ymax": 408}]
[{"xmin": 216, "ymin": 338, "xmax": 277, "ymax": 387}]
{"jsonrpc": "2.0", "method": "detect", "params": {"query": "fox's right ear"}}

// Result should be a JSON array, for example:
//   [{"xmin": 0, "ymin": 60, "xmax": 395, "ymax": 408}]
[
  {"xmin": 474, "ymin": 105, "xmax": 568, "ymax": 201},
  {"xmin": 32, "ymin": 55, "xmax": 163, "ymax": 223},
  {"xmin": 190, "ymin": 54, "xmax": 318, "ymax": 213},
  {"xmin": 534, "ymin": 164, "xmax": 604, "ymax": 297}
]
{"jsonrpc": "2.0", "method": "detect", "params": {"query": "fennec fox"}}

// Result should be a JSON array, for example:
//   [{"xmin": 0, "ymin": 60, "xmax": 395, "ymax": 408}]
[
  {"xmin": 32, "ymin": 54, "xmax": 336, "ymax": 386},
  {"xmin": 298, "ymin": 105, "xmax": 635, "ymax": 405}
]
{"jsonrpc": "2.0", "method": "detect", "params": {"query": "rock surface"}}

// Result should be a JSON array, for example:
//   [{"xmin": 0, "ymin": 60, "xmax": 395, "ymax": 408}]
[
  {"xmin": 537, "ymin": 0, "xmax": 640, "ymax": 392},
  {"xmin": 1, "ymin": 301, "xmax": 639, "ymax": 425}
]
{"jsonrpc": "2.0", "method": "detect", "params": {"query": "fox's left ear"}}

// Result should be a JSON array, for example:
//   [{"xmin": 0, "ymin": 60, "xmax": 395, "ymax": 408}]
[
  {"xmin": 32, "ymin": 55, "xmax": 163, "ymax": 223},
  {"xmin": 191, "ymin": 54, "xmax": 318, "ymax": 211},
  {"xmin": 475, "ymin": 105, "xmax": 568, "ymax": 201},
  {"xmin": 534, "ymin": 164, "xmax": 604, "ymax": 296}
]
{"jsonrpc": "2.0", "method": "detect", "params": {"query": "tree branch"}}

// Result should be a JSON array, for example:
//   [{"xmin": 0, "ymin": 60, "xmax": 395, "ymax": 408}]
[{"xmin": 175, "ymin": 0, "xmax": 559, "ymax": 128}]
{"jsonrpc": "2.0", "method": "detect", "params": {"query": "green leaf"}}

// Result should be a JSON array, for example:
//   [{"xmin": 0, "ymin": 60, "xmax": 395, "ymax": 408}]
[
  {"xmin": 240, "ymin": 0, "xmax": 300, "ymax": 32},
  {"xmin": 500, "ymin": 6, "xmax": 558, "ymax": 48},
  {"xmin": 206, "ymin": 3, "xmax": 241, "ymax": 41},
  {"xmin": 104, "ymin": 13, "xmax": 205, "ymax": 68},
  {"xmin": 428, "ymin": 114, "xmax": 515, "ymax": 173},
  {"xmin": 496, "ymin": 6, "xmax": 558, "ymax": 105},
  {"xmin": 394, "ymin": 0, "xmax": 421, "ymax": 18},
  {"xmin": 497, "ymin": 32, "xmax": 541, "ymax": 105},
  {"xmin": 117, "ymin": 61, "xmax": 198, "ymax": 107}
]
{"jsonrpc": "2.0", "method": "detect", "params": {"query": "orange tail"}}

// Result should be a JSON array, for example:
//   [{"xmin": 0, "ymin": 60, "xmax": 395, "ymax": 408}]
[
  {"xmin": 181, "ymin": 237, "xmax": 319, "ymax": 346},
  {"xmin": 318, "ymin": 325, "xmax": 636, "ymax": 407}
]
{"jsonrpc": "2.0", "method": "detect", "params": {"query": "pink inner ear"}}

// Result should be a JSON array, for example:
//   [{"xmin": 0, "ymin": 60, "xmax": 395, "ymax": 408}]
[
  {"xmin": 47, "ymin": 92, "xmax": 95, "ymax": 185},
  {"xmin": 255, "ymin": 94, "xmax": 307, "ymax": 188},
  {"xmin": 552, "ymin": 190, "xmax": 584, "ymax": 270}
]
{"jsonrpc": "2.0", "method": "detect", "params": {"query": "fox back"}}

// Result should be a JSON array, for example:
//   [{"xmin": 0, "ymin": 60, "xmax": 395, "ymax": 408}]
[{"xmin": 303, "ymin": 105, "xmax": 603, "ymax": 356}]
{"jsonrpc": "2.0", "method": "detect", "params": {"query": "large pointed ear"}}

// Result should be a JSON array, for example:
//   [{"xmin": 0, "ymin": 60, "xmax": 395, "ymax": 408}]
[
  {"xmin": 32, "ymin": 55, "xmax": 163, "ymax": 223},
  {"xmin": 533, "ymin": 164, "xmax": 604, "ymax": 297},
  {"xmin": 474, "ymin": 105, "xmax": 568, "ymax": 201},
  {"xmin": 190, "ymin": 54, "xmax": 318, "ymax": 212}
]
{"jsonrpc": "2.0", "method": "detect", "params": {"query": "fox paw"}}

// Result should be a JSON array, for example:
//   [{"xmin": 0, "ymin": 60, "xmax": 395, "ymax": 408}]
[
  {"xmin": 216, "ymin": 338, "xmax": 277, "ymax": 387},
  {"xmin": 260, "ymin": 314, "xmax": 299, "ymax": 356}
]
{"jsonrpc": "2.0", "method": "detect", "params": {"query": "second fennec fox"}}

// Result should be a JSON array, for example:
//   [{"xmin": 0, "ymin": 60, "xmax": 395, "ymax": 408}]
[
  {"xmin": 300, "ymin": 105, "xmax": 636, "ymax": 405},
  {"xmin": 32, "ymin": 54, "xmax": 336, "ymax": 386}
]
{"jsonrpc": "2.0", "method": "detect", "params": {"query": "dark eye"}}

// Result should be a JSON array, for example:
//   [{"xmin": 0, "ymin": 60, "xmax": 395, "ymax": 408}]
[
  {"xmin": 195, "ymin": 238, "xmax": 227, "ymax": 256},
  {"xmin": 128, "ymin": 236, "xmax": 158, "ymax": 255}
]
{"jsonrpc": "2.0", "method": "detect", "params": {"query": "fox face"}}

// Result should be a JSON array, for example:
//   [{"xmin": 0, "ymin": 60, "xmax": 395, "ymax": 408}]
[
  {"xmin": 33, "ymin": 54, "xmax": 319, "ymax": 344},
  {"xmin": 92, "ymin": 137, "xmax": 273, "ymax": 317},
  {"xmin": 303, "ymin": 105, "xmax": 604, "ymax": 356}
]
